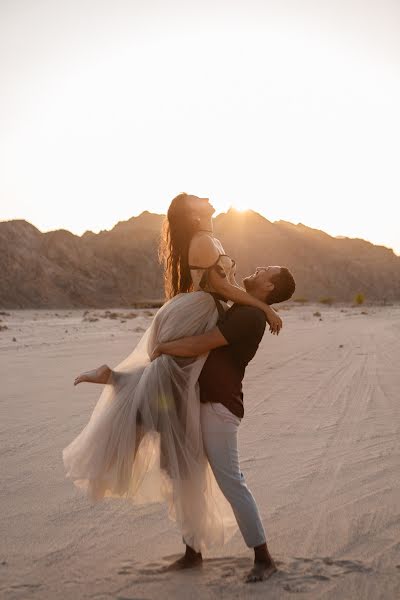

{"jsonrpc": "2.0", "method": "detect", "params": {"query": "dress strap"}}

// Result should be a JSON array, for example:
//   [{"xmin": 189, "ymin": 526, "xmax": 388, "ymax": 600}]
[
  {"xmin": 189, "ymin": 253, "xmax": 235, "ymax": 303},
  {"xmin": 188, "ymin": 254, "xmax": 223, "ymax": 271},
  {"xmin": 189, "ymin": 254, "xmax": 228, "ymax": 291}
]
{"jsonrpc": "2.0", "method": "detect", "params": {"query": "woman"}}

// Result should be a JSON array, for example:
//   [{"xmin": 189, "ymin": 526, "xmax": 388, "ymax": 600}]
[{"xmin": 63, "ymin": 193, "xmax": 282, "ymax": 553}]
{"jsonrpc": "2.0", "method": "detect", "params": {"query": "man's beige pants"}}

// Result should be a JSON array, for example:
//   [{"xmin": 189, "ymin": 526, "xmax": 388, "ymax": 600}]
[{"xmin": 198, "ymin": 401, "xmax": 266, "ymax": 548}]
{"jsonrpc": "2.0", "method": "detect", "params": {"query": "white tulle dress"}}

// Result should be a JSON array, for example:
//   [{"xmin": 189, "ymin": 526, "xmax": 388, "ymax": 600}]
[{"xmin": 62, "ymin": 255, "xmax": 238, "ymax": 552}]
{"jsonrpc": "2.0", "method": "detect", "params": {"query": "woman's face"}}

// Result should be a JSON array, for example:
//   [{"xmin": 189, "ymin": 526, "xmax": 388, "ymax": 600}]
[{"xmin": 185, "ymin": 195, "xmax": 215, "ymax": 219}]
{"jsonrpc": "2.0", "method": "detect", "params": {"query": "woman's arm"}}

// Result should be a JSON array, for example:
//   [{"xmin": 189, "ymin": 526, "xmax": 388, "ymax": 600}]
[
  {"xmin": 189, "ymin": 234, "xmax": 282, "ymax": 334},
  {"xmin": 208, "ymin": 269, "xmax": 282, "ymax": 334}
]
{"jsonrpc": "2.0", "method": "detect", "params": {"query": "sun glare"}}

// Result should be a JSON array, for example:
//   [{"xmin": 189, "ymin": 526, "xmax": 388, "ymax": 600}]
[{"xmin": 230, "ymin": 201, "xmax": 249, "ymax": 213}]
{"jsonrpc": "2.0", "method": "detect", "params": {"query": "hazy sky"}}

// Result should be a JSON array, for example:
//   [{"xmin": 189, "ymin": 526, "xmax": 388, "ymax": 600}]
[{"xmin": 1, "ymin": 0, "xmax": 399, "ymax": 253}]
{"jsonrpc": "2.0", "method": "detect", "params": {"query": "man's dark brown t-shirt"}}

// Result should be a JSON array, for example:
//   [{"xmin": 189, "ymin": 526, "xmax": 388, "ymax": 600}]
[{"xmin": 198, "ymin": 304, "xmax": 267, "ymax": 418}]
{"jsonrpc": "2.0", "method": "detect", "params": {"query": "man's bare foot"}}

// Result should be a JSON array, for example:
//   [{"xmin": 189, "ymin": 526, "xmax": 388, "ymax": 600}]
[
  {"xmin": 74, "ymin": 364, "xmax": 112, "ymax": 386},
  {"xmin": 161, "ymin": 546, "xmax": 203, "ymax": 572},
  {"xmin": 162, "ymin": 554, "xmax": 203, "ymax": 572},
  {"xmin": 245, "ymin": 560, "xmax": 277, "ymax": 583}
]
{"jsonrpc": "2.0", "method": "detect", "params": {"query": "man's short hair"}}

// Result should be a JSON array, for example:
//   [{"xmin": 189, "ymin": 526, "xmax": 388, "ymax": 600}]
[{"xmin": 266, "ymin": 267, "xmax": 296, "ymax": 304}]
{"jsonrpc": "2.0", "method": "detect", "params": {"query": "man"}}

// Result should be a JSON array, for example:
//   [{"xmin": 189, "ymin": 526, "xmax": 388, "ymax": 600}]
[{"xmin": 152, "ymin": 265, "xmax": 296, "ymax": 583}]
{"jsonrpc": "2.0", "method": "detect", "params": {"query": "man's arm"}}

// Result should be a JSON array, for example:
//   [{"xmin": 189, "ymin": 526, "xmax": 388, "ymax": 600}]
[{"xmin": 150, "ymin": 327, "xmax": 228, "ymax": 360}]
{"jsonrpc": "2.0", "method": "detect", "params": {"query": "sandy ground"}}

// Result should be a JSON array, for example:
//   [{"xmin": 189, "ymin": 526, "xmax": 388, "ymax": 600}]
[{"xmin": 1, "ymin": 304, "xmax": 400, "ymax": 599}]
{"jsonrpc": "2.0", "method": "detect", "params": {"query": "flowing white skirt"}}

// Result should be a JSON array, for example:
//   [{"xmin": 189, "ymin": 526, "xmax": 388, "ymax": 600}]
[{"xmin": 62, "ymin": 291, "xmax": 238, "ymax": 552}]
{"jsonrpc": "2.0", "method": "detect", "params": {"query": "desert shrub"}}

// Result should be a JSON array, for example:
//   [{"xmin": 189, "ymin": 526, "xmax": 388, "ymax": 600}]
[
  {"xmin": 313, "ymin": 311, "xmax": 321, "ymax": 317},
  {"xmin": 293, "ymin": 297, "xmax": 308, "ymax": 303},
  {"xmin": 319, "ymin": 297, "xmax": 334, "ymax": 305},
  {"xmin": 354, "ymin": 293, "xmax": 365, "ymax": 305}
]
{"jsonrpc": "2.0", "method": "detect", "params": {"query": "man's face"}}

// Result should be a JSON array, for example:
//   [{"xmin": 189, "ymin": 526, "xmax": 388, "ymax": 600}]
[{"xmin": 243, "ymin": 266, "xmax": 281, "ymax": 295}]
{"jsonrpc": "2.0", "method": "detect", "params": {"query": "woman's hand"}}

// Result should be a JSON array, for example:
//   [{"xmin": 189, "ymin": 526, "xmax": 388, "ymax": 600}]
[
  {"xmin": 264, "ymin": 306, "xmax": 282, "ymax": 335},
  {"xmin": 150, "ymin": 345, "xmax": 163, "ymax": 361}
]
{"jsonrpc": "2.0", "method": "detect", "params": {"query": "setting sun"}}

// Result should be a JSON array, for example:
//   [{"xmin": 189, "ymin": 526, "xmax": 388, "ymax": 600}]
[{"xmin": 230, "ymin": 201, "xmax": 250, "ymax": 213}]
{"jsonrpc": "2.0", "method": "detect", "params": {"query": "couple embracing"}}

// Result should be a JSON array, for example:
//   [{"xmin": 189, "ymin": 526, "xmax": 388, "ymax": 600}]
[{"xmin": 63, "ymin": 193, "xmax": 295, "ymax": 583}]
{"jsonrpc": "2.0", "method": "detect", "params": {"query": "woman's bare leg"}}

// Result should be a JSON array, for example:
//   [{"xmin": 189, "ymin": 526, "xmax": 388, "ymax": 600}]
[{"xmin": 74, "ymin": 364, "xmax": 113, "ymax": 386}]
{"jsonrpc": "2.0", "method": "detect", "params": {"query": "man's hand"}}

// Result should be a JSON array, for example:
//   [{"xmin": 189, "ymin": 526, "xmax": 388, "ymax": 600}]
[
  {"xmin": 265, "ymin": 306, "xmax": 282, "ymax": 335},
  {"xmin": 150, "ymin": 344, "xmax": 163, "ymax": 361}
]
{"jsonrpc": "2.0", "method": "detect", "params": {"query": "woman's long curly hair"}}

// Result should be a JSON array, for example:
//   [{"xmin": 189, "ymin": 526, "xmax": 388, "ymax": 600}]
[{"xmin": 159, "ymin": 192, "xmax": 199, "ymax": 299}]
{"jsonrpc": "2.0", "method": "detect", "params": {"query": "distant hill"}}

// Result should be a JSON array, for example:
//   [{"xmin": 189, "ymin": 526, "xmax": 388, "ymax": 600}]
[{"xmin": 1, "ymin": 210, "xmax": 399, "ymax": 307}]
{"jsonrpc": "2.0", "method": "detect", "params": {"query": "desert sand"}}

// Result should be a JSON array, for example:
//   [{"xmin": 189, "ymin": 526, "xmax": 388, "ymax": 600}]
[{"xmin": 1, "ymin": 304, "xmax": 399, "ymax": 599}]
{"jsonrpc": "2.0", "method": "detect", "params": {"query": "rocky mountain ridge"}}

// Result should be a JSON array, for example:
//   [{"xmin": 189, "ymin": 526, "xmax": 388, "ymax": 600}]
[{"xmin": 1, "ymin": 210, "xmax": 399, "ymax": 307}]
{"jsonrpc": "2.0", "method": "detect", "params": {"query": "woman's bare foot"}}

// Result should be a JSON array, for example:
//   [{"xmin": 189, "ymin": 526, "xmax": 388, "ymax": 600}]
[
  {"xmin": 245, "ymin": 559, "xmax": 277, "ymax": 583},
  {"xmin": 74, "ymin": 364, "xmax": 112, "ymax": 386}
]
